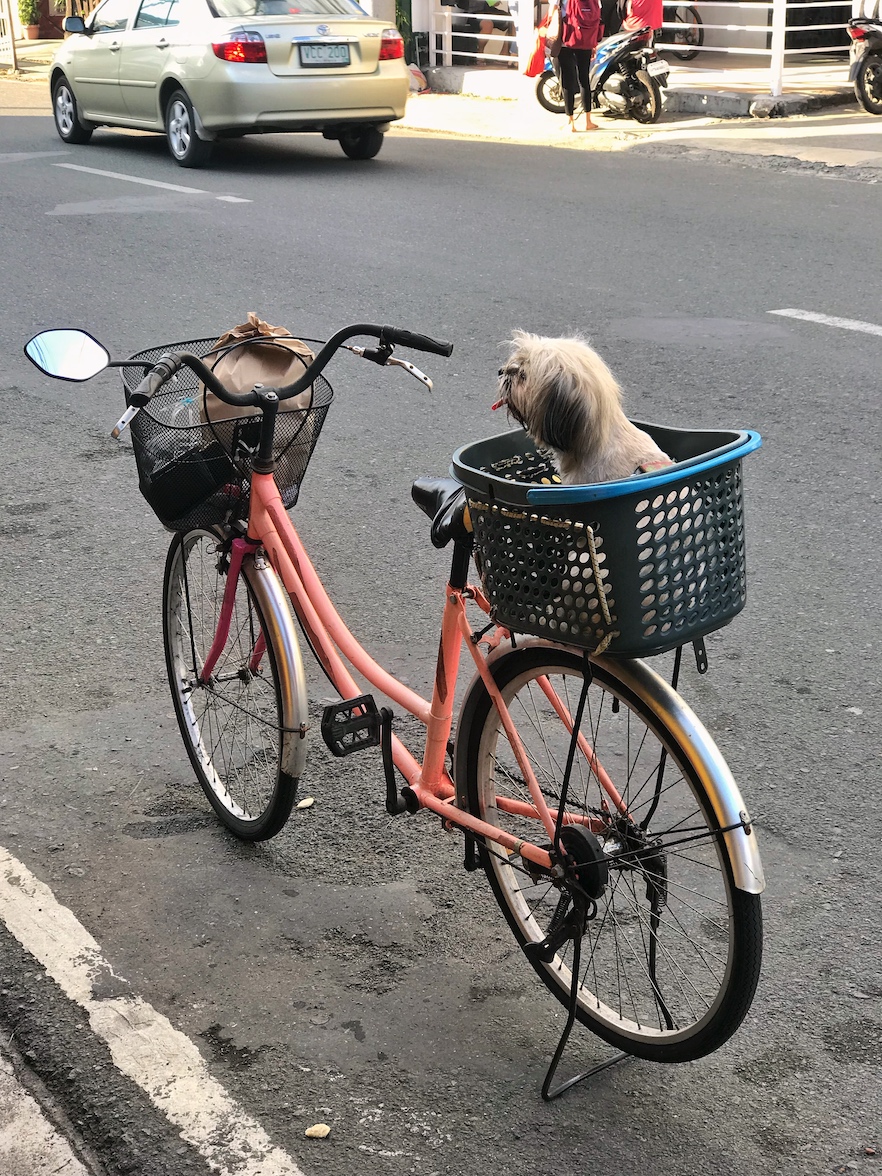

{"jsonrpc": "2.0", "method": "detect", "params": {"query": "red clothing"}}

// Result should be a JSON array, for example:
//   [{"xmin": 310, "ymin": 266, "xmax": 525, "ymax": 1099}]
[
  {"xmin": 562, "ymin": 0, "xmax": 601, "ymax": 49},
  {"xmin": 621, "ymin": 0, "xmax": 663, "ymax": 31}
]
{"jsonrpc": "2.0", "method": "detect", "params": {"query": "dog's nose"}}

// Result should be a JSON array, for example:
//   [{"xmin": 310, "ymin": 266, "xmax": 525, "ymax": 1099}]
[{"xmin": 497, "ymin": 368, "xmax": 505, "ymax": 378}]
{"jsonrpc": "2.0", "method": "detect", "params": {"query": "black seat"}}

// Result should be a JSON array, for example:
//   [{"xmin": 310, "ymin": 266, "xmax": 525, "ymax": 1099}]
[{"xmin": 411, "ymin": 476, "xmax": 473, "ymax": 550}]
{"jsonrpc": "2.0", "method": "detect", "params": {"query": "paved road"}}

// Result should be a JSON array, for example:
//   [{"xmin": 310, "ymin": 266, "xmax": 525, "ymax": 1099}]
[{"xmin": 1, "ymin": 93, "xmax": 880, "ymax": 1176}]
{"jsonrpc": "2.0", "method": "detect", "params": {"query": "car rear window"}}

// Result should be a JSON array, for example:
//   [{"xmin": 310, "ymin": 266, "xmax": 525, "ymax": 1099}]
[{"xmin": 208, "ymin": 0, "xmax": 367, "ymax": 15}]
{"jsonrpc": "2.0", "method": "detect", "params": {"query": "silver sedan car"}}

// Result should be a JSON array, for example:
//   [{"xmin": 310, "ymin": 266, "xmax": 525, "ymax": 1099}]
[{"xmin": 50, "ymin": 0, "xmax": 410, "ymax": 166}]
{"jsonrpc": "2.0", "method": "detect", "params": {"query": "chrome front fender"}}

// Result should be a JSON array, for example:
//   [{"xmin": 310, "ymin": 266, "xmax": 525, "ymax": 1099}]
[{"xmin": 243, "ymin": 552, "xmax": 308, "ymax": 783}]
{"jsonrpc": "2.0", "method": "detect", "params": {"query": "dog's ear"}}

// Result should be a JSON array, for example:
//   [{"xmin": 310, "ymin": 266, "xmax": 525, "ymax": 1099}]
[{"xmin": 541, "ymin": 376, "xmax": 586, "ymax": 454}]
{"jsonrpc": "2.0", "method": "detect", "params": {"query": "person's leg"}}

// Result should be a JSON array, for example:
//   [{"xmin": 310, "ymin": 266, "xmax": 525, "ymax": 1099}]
[
  {"xmin": 575, "ymin": 48, "xmax": 598, "ymax": 128},
  {"xmin": 557, "ymin": 47, "xmax": 578, "ymax": 126},
  {"xmin": 478, "ymin": 16, "xmax": 494, "ymax": 57}
]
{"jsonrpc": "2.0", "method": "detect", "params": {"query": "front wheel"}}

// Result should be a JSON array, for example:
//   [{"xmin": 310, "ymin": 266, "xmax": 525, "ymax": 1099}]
[
  {"xmin": 536, "ymin": 69, "xmax": 566, "ymax": 114},
  {"xmin": 165, "ymin": 89, "xmax": 213, "ymax": 168},
  {"xmin": 455, "ymin": 644, "xmax": 763, "ymax": 1061},
  {"xmin": 854, "ymin": 53, "xmax": 882, "ymax": 114},
  {"xmin": 52, "ymin": 75, "xmax": 93, "ymax": 145},
  {"xmin": 163, "ymin": 530, "xmax": 308, "ymax": 840},
  {"xmin": 339, "ymin": 126, "xmax": 384, "ymax": 159},
  {"xmin": 630, "ymin": 69, "xmax": 663, "ymax": 123}
]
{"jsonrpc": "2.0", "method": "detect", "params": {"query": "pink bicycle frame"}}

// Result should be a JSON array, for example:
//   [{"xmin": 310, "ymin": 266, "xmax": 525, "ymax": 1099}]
[{"xmin": 214, "ymin": 469, "xmax": 626, "ymax": 873}]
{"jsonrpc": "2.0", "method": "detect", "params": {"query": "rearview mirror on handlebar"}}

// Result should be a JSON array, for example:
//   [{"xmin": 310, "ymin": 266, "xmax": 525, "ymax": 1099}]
[{"xmin": 25, "ymin": 329, "xmax": 110, "ymax": 382}]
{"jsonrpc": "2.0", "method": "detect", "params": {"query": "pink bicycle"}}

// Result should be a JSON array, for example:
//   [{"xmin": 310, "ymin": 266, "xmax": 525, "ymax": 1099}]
[{"xmin": 26, "ymin": 323, "xmax": 764, "ymax": 1095}]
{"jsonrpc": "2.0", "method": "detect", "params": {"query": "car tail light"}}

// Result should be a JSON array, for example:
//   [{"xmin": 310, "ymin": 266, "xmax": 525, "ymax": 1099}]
[
  {"xmin": 847, "ymin": 24, "xmax": 866, "ymax": 39},
  {"xmin": 379, "ymin": 28, "xmax": 404, "ymax": 60},
  {"xmin": 212, "ymin": 32, "xmax": 267, "ymax": 63}
]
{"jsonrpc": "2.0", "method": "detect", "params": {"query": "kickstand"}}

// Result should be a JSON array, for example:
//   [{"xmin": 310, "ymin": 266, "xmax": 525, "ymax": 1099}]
[{"xmin": 540, "ymin": 934, "xmax": 632, "ymax": 1100}]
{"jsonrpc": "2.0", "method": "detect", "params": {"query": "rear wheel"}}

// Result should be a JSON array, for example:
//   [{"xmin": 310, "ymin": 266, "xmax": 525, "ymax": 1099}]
[
  {"xmin": 854, "ymin": 53, "xmax": 882, "ymax": 114},
  {"xmin": 165, "ymin": 89, "xmax": 213, "ymax": 168},
  {"xmin": 631, "ymin": 69, "xmax": 662, "ymax": 123},
  {"xmin": 455, "ymin": 644, "xmax": 763, "ymax": 1061},
  {"xmin": 163, "ymin": 529, "xmax": 306, "ymax": 840},
  {"xmin": 52, "ymin": 75, "xmax": 92, "ymax": 145},
  {"xmin": 664, "ymin": 5, "xmax": 704, "ymax": 61},
  {"xmin": 339, "ymin": 127, "xmax": 384, "ymax": 159}
]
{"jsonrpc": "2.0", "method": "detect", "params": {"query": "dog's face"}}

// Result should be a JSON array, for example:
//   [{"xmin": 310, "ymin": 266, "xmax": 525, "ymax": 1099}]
[{"xmin": 495, "ymin": 331, "xmax": 621, "ymax": 459}]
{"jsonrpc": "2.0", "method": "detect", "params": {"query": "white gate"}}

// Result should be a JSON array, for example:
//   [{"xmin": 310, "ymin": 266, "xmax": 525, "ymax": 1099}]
[{"xmin": 0, "ymin": 0, "xmax": 20, "ymax": 72}]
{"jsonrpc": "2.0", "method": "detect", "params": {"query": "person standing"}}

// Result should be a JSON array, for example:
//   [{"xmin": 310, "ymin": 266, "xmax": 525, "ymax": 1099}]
[
  {"xmin": 620, "ymin": 0, "xmax": 662, "ymax": 31},
  {"xmin": 557, "ymin": 0, "xmax": 602, "ymax": 131}
]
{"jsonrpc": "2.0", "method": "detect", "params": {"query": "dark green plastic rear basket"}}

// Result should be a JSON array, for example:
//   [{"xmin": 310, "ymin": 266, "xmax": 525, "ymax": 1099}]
[{"xmin": 452, "ymin": 422, "xmax": 761, "ymax": 658}]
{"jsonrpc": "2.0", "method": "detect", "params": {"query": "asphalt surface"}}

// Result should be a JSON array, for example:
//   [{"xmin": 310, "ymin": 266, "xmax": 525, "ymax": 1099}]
[{"xmin": 1, "ymin": 86, "xmax": 881, "ymax": 1176}]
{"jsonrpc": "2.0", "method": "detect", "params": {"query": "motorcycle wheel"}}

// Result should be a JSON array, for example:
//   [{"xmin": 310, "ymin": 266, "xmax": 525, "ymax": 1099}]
[
  {"xmin": 536, "ymin": 70, "xmax": 567, "ymax": 114},
  {"xmin": 854, "ymin": 53, "xmax": 882, "ymax": 115},
  {"xmin": 630, "ymin": 70, "xmax": 662, "ymax": 123}
]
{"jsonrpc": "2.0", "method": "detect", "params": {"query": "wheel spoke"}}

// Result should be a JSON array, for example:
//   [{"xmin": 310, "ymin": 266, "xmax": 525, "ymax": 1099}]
[
  {"xmin": 462, "ymin": 647, "xmax": 762, "ymax": 1058},
  {"xmin": 164, "ymin": 531, "xmax": 298, "ymax": 839}
]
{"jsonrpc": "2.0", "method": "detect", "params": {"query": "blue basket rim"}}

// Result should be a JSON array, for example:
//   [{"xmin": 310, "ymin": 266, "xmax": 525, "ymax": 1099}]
[{"xmin": 452, "ymin": 424, "xmax": 761, "ymax": 506}]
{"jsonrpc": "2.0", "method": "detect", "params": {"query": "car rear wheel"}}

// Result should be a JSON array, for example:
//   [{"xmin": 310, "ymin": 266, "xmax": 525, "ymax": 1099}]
[
  {"xmin": 339, "ymin": 126, "xmax": 384, "ymax": 160},
  {"xmin": 52, "ymin": 76, "xmax": 93, "ymax": 145},
  {"xmin": 165, "ymin": 89, "xmax": 213, "ymax": 168}
]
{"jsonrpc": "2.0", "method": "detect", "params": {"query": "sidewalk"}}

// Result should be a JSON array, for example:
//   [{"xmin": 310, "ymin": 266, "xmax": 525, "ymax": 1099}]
[{"xmin": 422, "ymin": 49, "xmax": 852, "ymax": 119}]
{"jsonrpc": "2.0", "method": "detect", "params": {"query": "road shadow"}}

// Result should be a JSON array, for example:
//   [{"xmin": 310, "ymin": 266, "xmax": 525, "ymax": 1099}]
[{"xmin": 64, "ymin": 125, "xmax": 421, "ymax": 179}]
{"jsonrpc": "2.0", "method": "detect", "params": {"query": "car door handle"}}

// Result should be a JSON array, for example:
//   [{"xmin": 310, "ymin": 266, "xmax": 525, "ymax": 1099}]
[
  {"xmin": 156, "ymin": 38, "xmax": 169, "ymax": 48},
  {"xmin": 108, "ymin": 41, "xmax": 121, "ymax": 51}
]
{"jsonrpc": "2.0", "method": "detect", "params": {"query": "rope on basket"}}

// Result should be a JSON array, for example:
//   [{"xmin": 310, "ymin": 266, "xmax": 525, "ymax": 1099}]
[{"xmin": 584, "ymin": 524, "xmax": 619, "ymax": 656}]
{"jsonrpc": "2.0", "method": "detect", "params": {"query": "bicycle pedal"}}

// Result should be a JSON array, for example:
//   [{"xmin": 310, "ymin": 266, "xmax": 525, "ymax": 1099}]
[{"xmin": 321, "ymin": 694, "xmax": 381, "ymax": 758}]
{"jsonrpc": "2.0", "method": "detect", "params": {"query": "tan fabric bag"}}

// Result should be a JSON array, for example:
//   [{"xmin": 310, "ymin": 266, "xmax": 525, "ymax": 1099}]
[{"xmin": 200, "ymin": 313, "xmax": 315, "ymax": 422}]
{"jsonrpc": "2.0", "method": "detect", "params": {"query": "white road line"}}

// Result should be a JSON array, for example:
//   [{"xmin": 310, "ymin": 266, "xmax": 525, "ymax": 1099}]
[
  {"xmin": 55, "ymin": 162, "xmax": 207, "ymax": 194},
  {"xmin": 0, "ymin": 847, "xmax": 306, "ymax": 1176},
  {"xmin": 0, "ymin": 151, "xmax": 71, "ymax": 163},
  {"xmin": 54, "ymin": 162, "xmax": 252, "ymax": 202},
  {"xmin": 769, "ymin": 308, "xmax": 882, "ymax": 338}
]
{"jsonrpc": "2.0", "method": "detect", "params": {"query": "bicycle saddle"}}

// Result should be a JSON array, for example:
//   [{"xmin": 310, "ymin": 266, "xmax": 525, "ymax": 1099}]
[{"xmin": 411, "ymin": 476, "xmax": 473, "ymax": 549}]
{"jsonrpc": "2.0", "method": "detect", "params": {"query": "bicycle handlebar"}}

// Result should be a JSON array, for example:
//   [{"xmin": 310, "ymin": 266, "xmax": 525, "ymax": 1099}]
[
  {"xmin": 128, "ymin": 323, "xmax": 453, "ymax": 412},
  {"xmin": 377, "ymin": 326, "xmax": 454, "ymax": 357}
]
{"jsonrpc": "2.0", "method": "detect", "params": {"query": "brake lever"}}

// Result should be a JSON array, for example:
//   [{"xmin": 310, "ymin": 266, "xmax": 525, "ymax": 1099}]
[
  {"xmin": 342, "ymin": 344, "xmax": 433, "ymax": 391},
  {"xmin": 111, "ymin": 404, "xmax": 140, "ymax": 439},
  {"xmin": 385, "ymin": 356, "xmax": 433, "ymax": 391}
]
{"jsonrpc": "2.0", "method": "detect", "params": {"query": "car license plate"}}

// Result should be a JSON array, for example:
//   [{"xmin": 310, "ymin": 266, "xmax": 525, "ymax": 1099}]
[
  {"xmin": 647, "ymin": 59, "xmax": 669, "ymax": 77},
  {"xmin": 299, "ymin": 43, "xmax": 351, "ymax": 67}
]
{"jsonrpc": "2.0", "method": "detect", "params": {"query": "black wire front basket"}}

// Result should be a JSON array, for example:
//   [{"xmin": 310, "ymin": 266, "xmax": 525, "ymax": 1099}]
[
  {"xmin": 452, "ymin": 423, "xmax": 762, "ymax": 658},
  {"xmin": 122, "ymin": 337, "xmax": 333, "ymax": 533}
]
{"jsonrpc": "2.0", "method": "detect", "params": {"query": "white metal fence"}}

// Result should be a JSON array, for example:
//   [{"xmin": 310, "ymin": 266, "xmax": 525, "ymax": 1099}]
[
  {"xmin": 430, "ymin": 1, "xmax": 520, "ymax": 67},
  {"xmin": 426, "ymin": 0, "xmax": 852, "ymax": 94},
  {"xmin": 0, "ymin": 0, "xmax": 19, "ymax": 71}
]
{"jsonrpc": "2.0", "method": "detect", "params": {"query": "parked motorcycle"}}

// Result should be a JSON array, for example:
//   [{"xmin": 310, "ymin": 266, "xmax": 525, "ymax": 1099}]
[
  {"xmin": 847, "ymin": 16, "xmax": 882, "ymax": 115},
  {"xmin": 535, "ymin": 26, "xmax": 669, "ymax": 124}
]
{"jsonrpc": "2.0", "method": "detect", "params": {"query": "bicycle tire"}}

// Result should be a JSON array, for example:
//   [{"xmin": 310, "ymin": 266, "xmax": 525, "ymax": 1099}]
[
  {"xmin": 664, "ymin": 5, "xmax": 703, "ymax": 61},
  {"xmin": 454, "ymin": 642, "xmax": 763, "ymax": 1062},
  {"xmin": 163, "ymin": 529, "xmax": 308, "ymax": 840}
]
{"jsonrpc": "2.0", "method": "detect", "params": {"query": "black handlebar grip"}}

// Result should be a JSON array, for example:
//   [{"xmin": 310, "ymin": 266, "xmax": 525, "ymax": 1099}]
[
  {"xmin": 132, "ymin": 352, "xmax": 185, "ymax": 402},
  {"xmin": 381, "ymin": 327, "xmax": 454, "ymax": 357}
]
